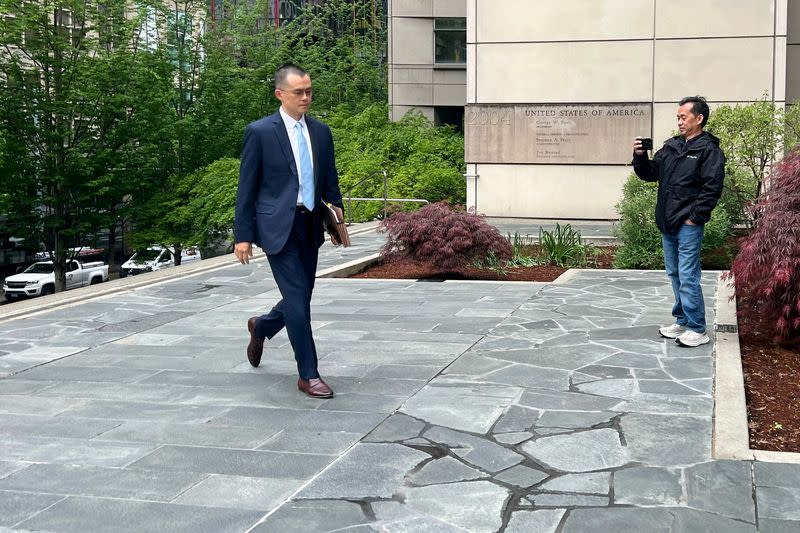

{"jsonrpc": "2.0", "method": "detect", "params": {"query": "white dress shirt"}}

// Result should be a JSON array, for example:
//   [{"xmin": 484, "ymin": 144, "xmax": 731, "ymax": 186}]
[{"xmin": 279, "ymin": 107, "xmax": 314, "ymax": 205}]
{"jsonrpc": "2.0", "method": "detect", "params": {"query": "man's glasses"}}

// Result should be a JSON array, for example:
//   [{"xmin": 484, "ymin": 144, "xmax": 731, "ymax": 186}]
[{"xmin": 282, "ymin": 88, "xmax": 313, "ymax": 97}]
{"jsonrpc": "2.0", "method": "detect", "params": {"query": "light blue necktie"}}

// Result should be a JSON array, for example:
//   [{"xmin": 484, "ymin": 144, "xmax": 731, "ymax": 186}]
[{"xmin": 295, "ymin": 121, "xmax": 314, "ymax": 210}]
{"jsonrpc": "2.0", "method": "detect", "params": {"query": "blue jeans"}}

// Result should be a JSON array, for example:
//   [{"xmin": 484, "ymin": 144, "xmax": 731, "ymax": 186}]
[{"xmin": 662, "ymin": 223, "xmax": 705, "ymax": 333}]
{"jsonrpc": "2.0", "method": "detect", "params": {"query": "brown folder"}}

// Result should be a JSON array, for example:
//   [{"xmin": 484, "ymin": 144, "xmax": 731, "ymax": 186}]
[{"xmin": 322, "ymin": 201, "xmax": 351, "ymax": 247}]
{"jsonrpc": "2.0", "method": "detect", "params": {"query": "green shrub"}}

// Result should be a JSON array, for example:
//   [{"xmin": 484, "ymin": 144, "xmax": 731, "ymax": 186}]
[
  {"xmin": 380, "ymin": 201, "xmax": 511, "ymax": 271},
  {"xmin": 613, "ymin": 173, "xmax": 734, "ymax": 269},
  {"xmin": 613, "ymin": 176, "xmax": 664, "ymax": 269},
  {"xmin": 539, "ymin": 223, "xmax": 594, "ymax": 268},
  {"xmin": 330, "ymin": 105, "xmax": 465, "ymax": 223}
]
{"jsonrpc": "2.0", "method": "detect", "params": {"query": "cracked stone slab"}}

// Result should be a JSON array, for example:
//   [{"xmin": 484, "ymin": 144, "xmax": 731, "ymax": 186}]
[
  {"xmin": 531, "ymin": 493, "xmax": 609, "ymax": 507},
  {"xmin": 363, "ymin": 413, "xmax": 426, "ymax": 443},
  {"xmin": 637, "ymin": 379, "xmax": 707, "ymax": 396},
  {"xmin": 684, "ymin": 461, "xmax": 755, "ymax": 523},
  {"xmin": 296, "ymin": 443, "xmax": 428, "ymax": 499},
  {"xmin": 502, "ymin": 343, "xmax": 619, "ymax": 371},
  {"xmin": 442, "ymin": 354, "xmax": 510, "ymax": 377},
  {"xmin": 518, "ymin": 390, "xmax": 622, "ymax": 412},
  {"xmin": 534, "ymin": 410, "xmax": 616, "ymax": 430},
  {"xmin": 250, "ymin": 500, "xmax": 370, "ymax": 533},
  {"xmin": 754, "ymin": 461, "xmax": 800, "ymax": 489},
  {"xmin": 17, "ymin": 497, "xmax": 264, "ymax": 533},
  {"xmin": 556, "ymin": 304, "xmax": 637, "ymax": 318},
  {"xmin": 401, "ymin": 380, "xmax": 520, "ymax": 434},
  {"xmin": 172, "ymin": 474, "xmax": 304, "ymax": 510},
  {"xmin": 756, "ymin": 487, "xmax": 800, "ymax": 521},
  {"xmin": 621, "ymin": 414, "xmax": 711, "ymax": 466},
  {"xmin": 378, "ymin": 516, "xmax": 468, "ymax": 532},
  {"xmin": 599, "ymin": 352, "xmax": 662, "ymax": 369},
  {"xmin": 618, "ymin": 392, "xmax": 713, "ymax": 416},
  {"xmin": 0, "ymin": 463, "xmax": 203, "ymax": 502},
  {"xmin": 493, "ymin": 432, "xmax": 533, "ymax": 445},
  {"xmin": 424, "ymin": 426, "xmax": 525, "ymax": 473},
  {"xmin": 575, "ymin": 364, "xmax": 634, "ymax": 380},
  {"xmin": 585, "ymin": 325, "xmax": 657, "ymax": 340},
  {"xmin": 575, "ymin": 378, "xmax": 636, "ymax": 400},
  {"xmin": 0, "ymin": 491, "xmax": 63, "ymax": 528},
  {"xmin": 538, "ymin": 472, "xmax": 610, "ymax": 494},
  {"xmin": 407, "ymin": 456, "xmax": 485, "ymax": 486},
  {"xmin": 758, "ymin": 518, "xmax": 800, "ymax": 532},
  {"xmin": 493, "ymin": 464, "xmax": 548, "ymax": 488},
  {"xmin": 478, "ymin": 364, "xmax": 570, "ymax": 391},
  {"xmin": 505, "ymin": 509, "xmax": 565, "ymax": 533},
  {"xmin": 613, "ymin": 466, "xmax": 682, "ymax": 506},
  {"xmin": 521, "ymin": 428, "xmax": 627, "ymax": 472},
  {"xmin": 388, "ymin": 481, "xmax": 509, "ymax": 533},
  {"xmin": 561, "ymin": 507, "xmax": 756, "ymax": 533},
  {"xmin": 492, "ymin": 405, "xmax": 540, "ymax": 433}
]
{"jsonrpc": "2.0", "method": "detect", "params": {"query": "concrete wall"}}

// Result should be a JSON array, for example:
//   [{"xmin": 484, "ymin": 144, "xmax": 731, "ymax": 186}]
[
  {"xmin": 466, "ymin": 0, "xmax": 787, "ymax": 219},
  {"xmin": 390, "ymin": 1, "xmax": 795, "ymax": 219},
  {"xmin": 388, "ymin": 0, "xmax": 466, "ymax": 121}
]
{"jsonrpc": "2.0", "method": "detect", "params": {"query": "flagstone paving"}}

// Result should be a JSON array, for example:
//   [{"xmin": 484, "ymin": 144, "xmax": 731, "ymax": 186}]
[{"xmin": 1, "ymin": 231, "xmax": 799, "ymax": 532}]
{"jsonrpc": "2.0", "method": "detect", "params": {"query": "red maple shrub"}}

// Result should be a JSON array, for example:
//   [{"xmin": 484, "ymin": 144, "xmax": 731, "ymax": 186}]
[
  {"xmin": 379, "ymin": 201, "xmax": 512, "ymax": 271},
  {"xmin": 728, "ymin": 149, "xmax": 800, "ymax": 344}
]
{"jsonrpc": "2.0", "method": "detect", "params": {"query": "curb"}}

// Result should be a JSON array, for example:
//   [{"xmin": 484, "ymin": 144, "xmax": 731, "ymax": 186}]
[
  {"xmin": 1, "ymin": 224, "xmax": 383, "ymax": 323},
  {"xmin": 316, "ymin": 253, "xmax": 381, "ymax": 278},
  {"xmin": 0, "ymin": 253, "xmax": 254, "ymax": 324},
  {"xmin": 712, "ymin": 272, "xmax": 800, "ymax": 464}
]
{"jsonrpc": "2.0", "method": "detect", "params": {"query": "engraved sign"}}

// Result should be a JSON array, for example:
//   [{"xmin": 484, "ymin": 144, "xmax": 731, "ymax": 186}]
[{"xmin": 465, "ymin": 104, "xmax": 651, "ymax": 164}]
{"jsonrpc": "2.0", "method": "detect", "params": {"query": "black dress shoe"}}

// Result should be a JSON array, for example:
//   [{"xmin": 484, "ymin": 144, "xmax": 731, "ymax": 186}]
[
  {"xmin": 298, "ymin": 377, "xmax": 333, "ymax": 399},
  {"xmin": 247, "ymin": 317, "xmax": 264, "ymax": 367}
]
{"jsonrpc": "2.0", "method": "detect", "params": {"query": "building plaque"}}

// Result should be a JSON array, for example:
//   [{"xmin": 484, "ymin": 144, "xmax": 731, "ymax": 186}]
[{"xmin": 465, "ymin": 103, "xmax": 651, "ymax": 165}]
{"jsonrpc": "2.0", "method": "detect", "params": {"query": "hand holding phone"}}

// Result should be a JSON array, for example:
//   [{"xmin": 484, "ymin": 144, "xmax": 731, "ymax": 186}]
[{"xmin": 640, "ymin": 138, "xmax": 653, "ymax": 151}]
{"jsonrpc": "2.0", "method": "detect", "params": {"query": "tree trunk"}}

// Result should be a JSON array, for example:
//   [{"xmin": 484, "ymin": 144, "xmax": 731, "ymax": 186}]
[
  {"xmin": 173, "ymin": 243, "xmax": 182, "ymax": 266},
  {"xmin": 107, "ymin": 223, "xmax": 117, "ymax": 273},
  {"xmin": 53, "ymin": 229, "xmax": 67, "ymax": 292}
]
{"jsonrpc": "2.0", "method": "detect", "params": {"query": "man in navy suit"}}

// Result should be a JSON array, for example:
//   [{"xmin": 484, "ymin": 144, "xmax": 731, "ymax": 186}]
[{"xmin": 234, "ymin": 64, "xmax": 344, "ymax": 399}]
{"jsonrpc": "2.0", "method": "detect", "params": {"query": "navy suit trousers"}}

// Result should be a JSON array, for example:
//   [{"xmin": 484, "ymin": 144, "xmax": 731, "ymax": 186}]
[{"xmin": 255, "ymin": 208, "xmax": 319, "ymax": 380}]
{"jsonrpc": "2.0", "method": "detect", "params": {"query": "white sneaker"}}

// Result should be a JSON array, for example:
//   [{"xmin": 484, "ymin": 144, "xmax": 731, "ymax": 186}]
[
  {"xmin": 659, "ymin": 323, "xmax": 686, "ymax": 339},
  {"xmin": 676, "ymin": 330, "xmax": 710, "ymax": 347}
]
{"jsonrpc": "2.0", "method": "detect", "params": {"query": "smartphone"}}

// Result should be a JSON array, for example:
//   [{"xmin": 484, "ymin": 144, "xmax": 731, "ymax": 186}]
[{"xmin": 640, "ymin": 138, "xmax": 653, "ymax": 151}]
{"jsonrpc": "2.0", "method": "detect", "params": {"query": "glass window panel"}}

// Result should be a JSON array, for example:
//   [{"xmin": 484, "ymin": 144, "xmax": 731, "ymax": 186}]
[
  {"xmin": 434, "ymin": 17, "xmax": 466, "ymax": 64},
  {"xmin": 434, "ymin": 18, "xmax": 465, "ymax": 30}
]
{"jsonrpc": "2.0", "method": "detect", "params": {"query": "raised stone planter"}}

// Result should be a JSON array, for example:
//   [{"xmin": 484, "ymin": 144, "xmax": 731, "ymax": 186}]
[{"xmin": 712, "ymin": 272, "xmax": 800, "ymax": 464}]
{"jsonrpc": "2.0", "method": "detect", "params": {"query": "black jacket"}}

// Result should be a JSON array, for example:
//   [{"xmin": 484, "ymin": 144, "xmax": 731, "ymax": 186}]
[{"xmin": 632, "ymin": 131, "xmax": 725, "ymax": 234}]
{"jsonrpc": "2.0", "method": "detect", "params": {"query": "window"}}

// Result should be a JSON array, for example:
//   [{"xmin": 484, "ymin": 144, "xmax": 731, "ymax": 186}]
[
  {"xmin": 434, "ymin": 106, "xmax": 464, "ymax": 133},
  {"xmin": 434, "ymin": 18, "xmax": 466, "ymax": 65}
]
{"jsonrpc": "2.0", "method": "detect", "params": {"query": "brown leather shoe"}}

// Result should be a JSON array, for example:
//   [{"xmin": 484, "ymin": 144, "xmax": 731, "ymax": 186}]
[
  {"xmin": 247, "ymin": 317, "xmax": 264, "ymax": 367},
  {"xmin": 297, "ymin": 377, "xmax": 333, "ymax": 399}
]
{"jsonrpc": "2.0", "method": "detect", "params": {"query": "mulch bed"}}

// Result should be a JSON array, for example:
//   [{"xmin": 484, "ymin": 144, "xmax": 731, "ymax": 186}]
[
  {"xmin": 352, "ymin": 246, "xmax": 615, "ymax": 283},
  {"xmin": 739, "ymin": 300, "xmax": 800, "ymax": 453},
  {"xmin": 352, "ymin": 246, "xmax": 800, "ymax": 453},
  {"xmin": 742, "ymin": 341, "xmax": 800, "ymax": 452},
  {"xmin": 350, "ymin": 257, "xmax": 568, "ymax": 282}
]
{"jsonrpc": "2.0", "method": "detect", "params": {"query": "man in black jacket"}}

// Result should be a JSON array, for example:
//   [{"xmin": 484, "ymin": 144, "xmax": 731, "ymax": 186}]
[{"xmin": 632, "ymin": 96, "xmax": 725, "ymax": 347}]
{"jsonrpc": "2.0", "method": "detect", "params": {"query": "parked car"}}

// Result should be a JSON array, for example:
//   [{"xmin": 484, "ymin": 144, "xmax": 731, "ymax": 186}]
[
  {"xmin": 35, "ymin": 246, "xmax": 105, "ymax": 261},
  {"xmin": 3, "ymin": 260, "xmax": 108, "ymax": 300},
  {"xmin": 119, "ymin": 246, "xmax": 202, "ymax": 278}
]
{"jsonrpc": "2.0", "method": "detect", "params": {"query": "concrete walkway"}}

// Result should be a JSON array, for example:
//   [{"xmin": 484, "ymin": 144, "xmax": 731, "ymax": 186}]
[{"xmin": 0, "ymin": 228, "xmax": 798, "ymax": 533}]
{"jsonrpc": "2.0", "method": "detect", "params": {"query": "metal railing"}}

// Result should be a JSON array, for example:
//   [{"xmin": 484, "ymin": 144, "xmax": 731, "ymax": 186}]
[{"xmin": 344, "ymin": 170, "xmax": 429, "ymax": 225}]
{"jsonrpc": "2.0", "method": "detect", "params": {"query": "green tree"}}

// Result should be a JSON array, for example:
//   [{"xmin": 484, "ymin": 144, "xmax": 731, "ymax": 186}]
[
  {"xmin": 708, "ymin": 98, "xmax": 784, "ymax": 226},
  {"xmin": 330, "ymin": 105, "xmax": 465, "ymax": 222},
  {"xmin": 0, "ymin": 0, "xmax": 162, "ymax": 289}
]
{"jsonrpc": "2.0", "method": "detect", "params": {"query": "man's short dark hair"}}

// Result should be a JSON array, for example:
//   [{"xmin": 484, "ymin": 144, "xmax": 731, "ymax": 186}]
[
  {"xmin": 679, "ymin": 95, "xmax": 710, "ymax": 127},
  {"xmin": 274, "ymin": 64, "xmax": 308, "ymax": 89}
]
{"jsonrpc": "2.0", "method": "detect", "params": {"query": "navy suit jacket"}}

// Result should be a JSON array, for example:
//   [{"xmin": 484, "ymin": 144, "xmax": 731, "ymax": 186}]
[{"xmin": 234, "ymin": 111, "xmax": 343, "ymax": 255}]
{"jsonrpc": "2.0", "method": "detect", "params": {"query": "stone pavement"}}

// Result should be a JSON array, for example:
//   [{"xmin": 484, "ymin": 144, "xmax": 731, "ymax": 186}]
[{"xmin": 1, "ymin": 230, "xmax": 799, "ymax": 533}]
